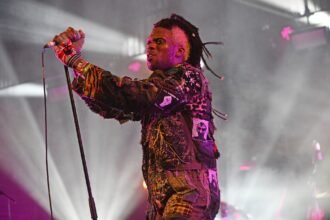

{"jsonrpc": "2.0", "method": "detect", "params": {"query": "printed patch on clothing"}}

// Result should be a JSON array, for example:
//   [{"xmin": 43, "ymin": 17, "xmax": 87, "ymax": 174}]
[
  {"xmin": 192, "ymin": 118, "xmax": 209, "ymax": 140},
  {"xmin": 154, "ymin": 89, "xmax": 180, "ymax": 112},
  {"xmin": 159, "ymin": 95, "xmax": 173, "ymax": 107},
  {"xmin": 208, "ymin": 169, "xmax": 218, "ymax": 190}
]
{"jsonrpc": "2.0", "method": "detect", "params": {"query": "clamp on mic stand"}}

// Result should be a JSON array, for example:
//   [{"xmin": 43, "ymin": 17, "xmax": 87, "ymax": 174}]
[{"xmin": 63, "ymin": 66, "xmax": 98, "ymax": 220}]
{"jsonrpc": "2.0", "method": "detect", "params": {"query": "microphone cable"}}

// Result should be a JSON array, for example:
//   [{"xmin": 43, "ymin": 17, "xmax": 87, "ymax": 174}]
[
  {"xmin": 41, "ymin": 46, "xmax": 98, "ymax": 220},
  {"xmin": 41, "ymin": 48, "xmax": 54, "ymax": 220}
]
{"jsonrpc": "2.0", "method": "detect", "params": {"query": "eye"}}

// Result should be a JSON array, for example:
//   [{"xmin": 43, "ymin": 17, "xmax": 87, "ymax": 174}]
[{"xmin": 155, "ymin": 38, "xmax": 165, "ymax": 45}]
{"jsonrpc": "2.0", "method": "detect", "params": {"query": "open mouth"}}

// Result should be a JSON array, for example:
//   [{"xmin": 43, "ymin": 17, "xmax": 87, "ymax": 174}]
[
  {"xmin": 147, "ymin": 57, "xmax": 153, "ymax": 63},
  {"xmin": 147, "ymin": 54, "xmax": 155, "ymax": 61}
]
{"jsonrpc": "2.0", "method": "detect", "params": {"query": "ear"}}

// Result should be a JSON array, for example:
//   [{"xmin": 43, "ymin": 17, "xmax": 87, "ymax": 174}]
[{"xmin": 175, "ymin": 47, "xmax": 186, "ymax": 60}]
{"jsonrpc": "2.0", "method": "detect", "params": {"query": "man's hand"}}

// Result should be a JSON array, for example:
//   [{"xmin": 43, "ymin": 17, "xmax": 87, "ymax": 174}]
[{"xmin": 51, "ymin": 27, "xmax": 85, "ymax": 67}]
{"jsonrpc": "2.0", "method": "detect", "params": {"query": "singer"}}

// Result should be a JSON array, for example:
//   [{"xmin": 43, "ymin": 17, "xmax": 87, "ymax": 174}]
[{"xmin": 49, "ymin": 14, "xmax": 221, "ymax": 219}]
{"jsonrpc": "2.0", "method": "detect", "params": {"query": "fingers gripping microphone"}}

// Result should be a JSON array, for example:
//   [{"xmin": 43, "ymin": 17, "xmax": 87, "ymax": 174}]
[{"xmin": 43, "ymin": 30, "xmax": 84, "ymax": 49}]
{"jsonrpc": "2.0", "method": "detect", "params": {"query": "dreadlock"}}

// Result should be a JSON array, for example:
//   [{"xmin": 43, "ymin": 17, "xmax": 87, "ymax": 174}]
[{"xmin": 154, "ymin": 14, "xmax": 224, "ymax": 80}]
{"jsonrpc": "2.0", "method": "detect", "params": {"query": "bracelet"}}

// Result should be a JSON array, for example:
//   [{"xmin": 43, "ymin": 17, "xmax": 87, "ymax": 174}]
[{"xmin": 67, "ymin": 53, "xmax": 82, "ymax": 68}]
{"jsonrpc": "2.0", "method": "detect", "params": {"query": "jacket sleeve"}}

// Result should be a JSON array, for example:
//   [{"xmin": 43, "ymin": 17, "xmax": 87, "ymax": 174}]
[{"xmin": 71, "ymin": 63, "xmax": 197, "ymax": 118}]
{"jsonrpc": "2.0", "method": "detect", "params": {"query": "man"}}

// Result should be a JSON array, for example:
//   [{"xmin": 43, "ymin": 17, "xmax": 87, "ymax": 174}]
[{"xmin": 50, "ymin": 14, "xmax": 220, "ymax": 219}]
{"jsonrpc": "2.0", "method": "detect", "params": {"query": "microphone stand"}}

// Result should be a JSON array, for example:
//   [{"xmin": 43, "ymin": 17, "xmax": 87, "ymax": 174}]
[
  {"xmin": 63, "ymin": 66, "xmax": 98, "ymax": 220},
  {"xmin": 0, "ymin": 190, "xmax": 15, "ymax": 220},
  {"xmin": 307, "ymin": 145, "xmax": 323, "ymax": 220},
  {"xmin": 309, "ymin": 164, "xmax": 323, "ymax": 219}
]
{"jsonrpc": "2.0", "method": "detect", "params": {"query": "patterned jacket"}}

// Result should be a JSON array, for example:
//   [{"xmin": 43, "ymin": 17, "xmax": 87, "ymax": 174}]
[{"xmin": 72, "ymin": 62, "xmax": 220, "ymax": 214}]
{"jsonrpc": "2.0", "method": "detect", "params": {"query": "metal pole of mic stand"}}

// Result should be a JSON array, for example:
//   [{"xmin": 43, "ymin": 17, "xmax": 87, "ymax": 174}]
[
  {"xmin": 63, "ymin": 66, "xmax": 98, "ymax": 220},
  {"xmin": 0, "ymin": 191, "xmax": 15, "ymax": 220}
]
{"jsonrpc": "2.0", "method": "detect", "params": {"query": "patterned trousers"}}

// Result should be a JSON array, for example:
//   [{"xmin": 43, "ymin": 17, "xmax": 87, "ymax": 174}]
[{"xmin": 147, "ymin": 168, "xmax": 220, "ymax": 220}]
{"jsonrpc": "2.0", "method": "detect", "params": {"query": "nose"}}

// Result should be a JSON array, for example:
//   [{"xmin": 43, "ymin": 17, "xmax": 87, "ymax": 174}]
[{"xmin": 146, "ymin": 41, "xmax": 156, "ymax": 52}]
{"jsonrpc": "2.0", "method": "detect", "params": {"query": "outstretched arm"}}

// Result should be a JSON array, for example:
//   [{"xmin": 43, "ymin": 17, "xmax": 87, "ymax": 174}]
[{"xmin": 49, "ymin": 27, "xmax": 188, "ymax": 119}]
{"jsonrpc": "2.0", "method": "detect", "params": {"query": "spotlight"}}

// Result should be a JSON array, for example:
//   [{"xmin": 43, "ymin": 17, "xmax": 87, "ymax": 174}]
[
  {"xmin": 290, "ymin": 26, "xmax": 329, "ymax": 50},
  {"xmin": 281, "ymin": 26, "xmax": 294, "ymax": 41},
  {"xmin": 128, "ymin": 62, "xmax": 142, "ymax": 73},
  {"xmin": 0, "ymin": 83, "xmax": 44, "ymax": 97}
]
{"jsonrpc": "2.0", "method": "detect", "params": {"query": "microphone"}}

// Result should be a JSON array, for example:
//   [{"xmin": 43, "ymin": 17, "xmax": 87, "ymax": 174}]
[
  {"xmin": 43, "ymin": 40, "xmax": 75, "ymax": 56},
  {"xmin": 43, "ymin": 41, "xmax": 56, "ymax": 49}
]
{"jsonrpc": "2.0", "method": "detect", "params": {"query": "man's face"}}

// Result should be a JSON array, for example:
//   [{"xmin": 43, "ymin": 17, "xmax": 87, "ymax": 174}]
[{"xmin": 146, "ymin": 27, "xmax": 180, "ymax": 71}]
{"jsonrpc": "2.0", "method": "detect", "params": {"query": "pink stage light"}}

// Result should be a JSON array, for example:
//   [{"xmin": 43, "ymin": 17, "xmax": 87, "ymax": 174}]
[
  {"xmin": 239, "ymin": 165, "xmax": 252, "ymax": 171},
  {"xmin": 281, "ymin": 26, "xmax": 294, "ymax": 41},
  {"xmin": 128, "ymin": 62, "xmax": 142, "ymax": 73}
]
